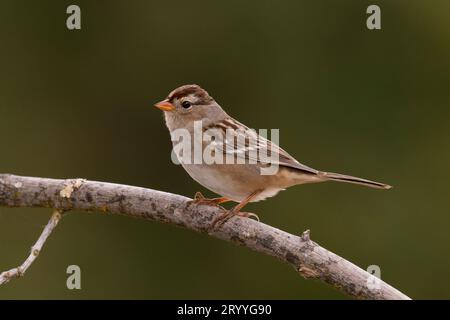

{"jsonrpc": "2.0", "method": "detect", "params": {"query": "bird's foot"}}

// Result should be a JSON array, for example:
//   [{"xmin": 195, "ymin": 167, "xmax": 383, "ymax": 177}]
[
  {"xmin": 188, "ymin": 192, "xmax": 231, "ymax": 208},
  {"xmin": 208, "ymin": 210, "xmax": 260, "ymax": 233}
]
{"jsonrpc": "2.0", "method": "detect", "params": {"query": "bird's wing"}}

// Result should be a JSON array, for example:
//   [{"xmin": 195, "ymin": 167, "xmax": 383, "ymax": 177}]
[{"xmin": 204, "ymin": 118, "xmax": 318, "ymax": 175}]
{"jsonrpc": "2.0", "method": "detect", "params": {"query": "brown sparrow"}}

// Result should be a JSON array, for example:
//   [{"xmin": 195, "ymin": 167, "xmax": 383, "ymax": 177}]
[{"xmin": 155, "ymin": 84, "xmax": 391, "ymax": 227}]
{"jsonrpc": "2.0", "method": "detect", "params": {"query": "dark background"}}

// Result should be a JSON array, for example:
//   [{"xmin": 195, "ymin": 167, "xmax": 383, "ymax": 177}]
[{"xmin": 0, "ymin": 0, "xmax": 449, "ymax": 299}]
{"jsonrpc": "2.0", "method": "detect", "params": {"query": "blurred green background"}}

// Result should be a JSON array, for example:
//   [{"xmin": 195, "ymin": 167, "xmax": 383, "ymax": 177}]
[{"xmin": 0, "ymin": 0, "xmax": 449, "ymax": 299}]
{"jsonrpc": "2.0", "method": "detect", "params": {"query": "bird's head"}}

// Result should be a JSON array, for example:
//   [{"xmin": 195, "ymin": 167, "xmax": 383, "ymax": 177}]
[{"xmin": 155, "ymin": 84, "xmax": 227, "ymax": 130}]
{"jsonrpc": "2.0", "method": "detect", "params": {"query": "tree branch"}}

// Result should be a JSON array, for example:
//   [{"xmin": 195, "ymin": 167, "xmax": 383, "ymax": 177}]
[
  {"xmin": 0, "ymin": 208, "xmax": 62, "ymax": 285},
  {"xmin": 0, "ymin": 174, "xmax": 410, "ymax": 299}
]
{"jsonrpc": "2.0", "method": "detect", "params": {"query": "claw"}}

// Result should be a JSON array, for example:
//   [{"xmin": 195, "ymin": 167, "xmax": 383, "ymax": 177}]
[
  {"xmin": 193, "ymin": 191, "xmax": 205, "ymax": 201},
  {"xmin": 208, "ymin": 210, "xmax": 260, "ymax": 233},
  {"xmin": 207, "ymin": 190, "xmax": 263, "ymax": 233},
  {"xmin": 237, "ymin": 211, "xmax": 260, "ymax": 222},
  {"xmin": 188, "ymin": 192, "xmax": 231, "ymax": 208},
  {"xmin": 208, "ymin": 210, "xmax": 233, "ymax": 232}
]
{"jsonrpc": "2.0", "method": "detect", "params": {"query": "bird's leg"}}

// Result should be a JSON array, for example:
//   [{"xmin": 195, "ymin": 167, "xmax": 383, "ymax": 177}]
[
  {"xmin": 209, "ymin": 190, "xmax": 262, "ymax": 231},
  {"xmin": 188, "ymin": 191, "xmax": 231, "ymax": 207}
]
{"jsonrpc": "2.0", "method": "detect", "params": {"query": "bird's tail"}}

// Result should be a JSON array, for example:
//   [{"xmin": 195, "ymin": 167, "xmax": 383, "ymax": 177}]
[{"xmin": 319, "ymin": 171, "xmax": 392, "ymax": 190}]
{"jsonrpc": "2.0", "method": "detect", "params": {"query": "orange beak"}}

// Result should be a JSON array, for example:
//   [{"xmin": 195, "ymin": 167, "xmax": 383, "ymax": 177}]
[{"xmin": 154, "ymin": 100, "xmax": 175, "ymax": 112}]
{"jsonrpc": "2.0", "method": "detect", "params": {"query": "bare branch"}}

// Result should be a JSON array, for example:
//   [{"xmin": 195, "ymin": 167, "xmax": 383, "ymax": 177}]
[
  {"xmin": 0, "ymin": 208, "xmax": 62, "ymax": 285},
  {"xmin": 0, "ymin": 174, "xmax": 410, "ymax": 299}
]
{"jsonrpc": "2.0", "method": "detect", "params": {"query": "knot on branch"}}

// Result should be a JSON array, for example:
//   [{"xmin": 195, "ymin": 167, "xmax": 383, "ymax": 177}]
[
  {"xmin": 298, "ymin": 265, "xmax": 320, "ymax": 279},
  {"xmin": 301, "ymin": 229, "xmax": 311, "ymax": 241},
  {"xmin": 60, "ymin": 178, "xmax": 86, "ymax": 198}
]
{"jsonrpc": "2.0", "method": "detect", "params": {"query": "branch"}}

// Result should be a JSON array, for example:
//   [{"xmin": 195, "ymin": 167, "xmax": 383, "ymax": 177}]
[
  {"xmin": 0, "ymin": 208, "xmax": 62, "ymax": 285},
  {"xmin": 0, "ymin": 174, "xmax": 410, "ymax": 299}
]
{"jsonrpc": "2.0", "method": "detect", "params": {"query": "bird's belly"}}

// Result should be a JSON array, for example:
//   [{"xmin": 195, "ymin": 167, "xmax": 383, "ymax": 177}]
[{"xmin": 181, "ymin": 163, "xmax": 292, "ymax": 202}]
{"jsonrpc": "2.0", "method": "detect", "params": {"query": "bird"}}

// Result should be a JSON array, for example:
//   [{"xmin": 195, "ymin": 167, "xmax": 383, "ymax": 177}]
[{"xmin": 155, "ymin": 84, "xmax": 391, "ymax": 228}]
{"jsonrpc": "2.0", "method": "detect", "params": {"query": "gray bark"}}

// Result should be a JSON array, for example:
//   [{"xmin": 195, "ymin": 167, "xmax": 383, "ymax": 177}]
[{"xmin": 0, "ymin": 174, "xmax": 410, "ymax": 299}]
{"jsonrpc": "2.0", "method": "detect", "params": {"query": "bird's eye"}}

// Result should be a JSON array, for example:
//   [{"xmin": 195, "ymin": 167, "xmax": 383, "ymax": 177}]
[{"xmin": 181, "ymin": 101, "xmax": 192, "ymax": 109}]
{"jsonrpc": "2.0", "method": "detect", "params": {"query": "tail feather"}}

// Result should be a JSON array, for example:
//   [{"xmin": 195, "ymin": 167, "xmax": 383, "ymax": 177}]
[{"xmin": 319, "ymin": 171, "xmax": 392, "ymax": 190}]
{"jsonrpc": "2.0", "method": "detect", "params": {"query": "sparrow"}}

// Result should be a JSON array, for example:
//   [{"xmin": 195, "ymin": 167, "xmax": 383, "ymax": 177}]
[{"xmin": 155, "ymin": 84, "xmax": 391, "ymax": 228}]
